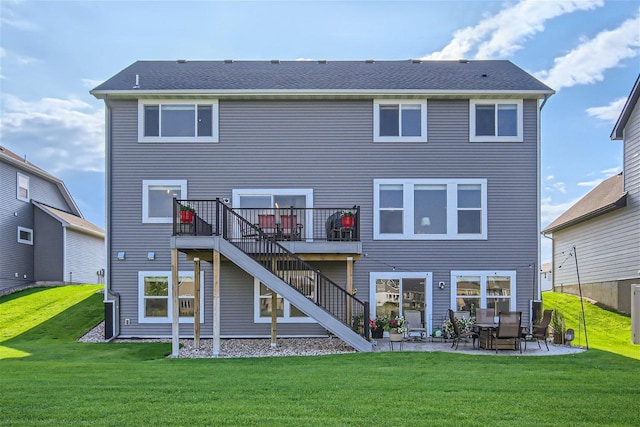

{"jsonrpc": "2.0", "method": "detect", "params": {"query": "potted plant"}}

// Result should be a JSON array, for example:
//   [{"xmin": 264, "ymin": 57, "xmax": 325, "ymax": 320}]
[
  {"xmin": 180, "ymin": 204, "xmax": 195, "ymax": 223},
  {"xmin": 341, "ymin": 210, "xmax": 355, "ymax": 227},
  {"xmin": 369, "ymin": 315, "xmax": 388, "ymax": 339},
  {"xmin": 387, "ymin": 315, "xmax": 406, "ymax": 342}
]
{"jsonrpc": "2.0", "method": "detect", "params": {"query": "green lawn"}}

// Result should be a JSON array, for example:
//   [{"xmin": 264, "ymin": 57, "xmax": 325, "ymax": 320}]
[{"xmin": 1, "ymin": 286, "xmax": 639, "ymax": 426}]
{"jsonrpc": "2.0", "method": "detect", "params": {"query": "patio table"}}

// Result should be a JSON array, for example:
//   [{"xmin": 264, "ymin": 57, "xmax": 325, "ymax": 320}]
[{"xmin": 474, "ymin": 322, "xmax": 497, "ymax": 349}]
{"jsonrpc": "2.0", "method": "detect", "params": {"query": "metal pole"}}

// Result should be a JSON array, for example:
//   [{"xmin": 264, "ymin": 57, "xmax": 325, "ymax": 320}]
[{"xmin": 573, "ymin": 246, "xmax": 588, "ymax": 349}]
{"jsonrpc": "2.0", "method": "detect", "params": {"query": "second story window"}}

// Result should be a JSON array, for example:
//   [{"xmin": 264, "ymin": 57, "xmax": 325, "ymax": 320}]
[
  {"xmin": 373, "ymin": 100, "xmax": 427, "ymax": 142},
  {"xmin": 374, "ymin": 178, "xmax": 487, "ymax": 240},
  {"xmin": 138, "ymin": 100, "xmax": 218, "ymax": 143},
  {"xmin": 17, "ymin": 172, "xmax": 29, "ymax": 202},
  {"xmin": 142, "ymin": 180, "xmax": 187, "ymax": 223},
  {"xmin": 470, "ymin": 100, "xmax": 523, "ymax": 142}
]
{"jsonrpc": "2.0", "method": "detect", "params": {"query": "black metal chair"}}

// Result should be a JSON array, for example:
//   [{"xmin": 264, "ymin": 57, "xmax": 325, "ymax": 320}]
[
  {"xmin": 523, "ymin": 309, "xmax": 552, "ymax": 351},
  {"xmin": 448, "ymin": 309, "xmax": 478, "ymax": 350},
  {"xmin": 491, "ymin": 311, "xmax": 523, "ymax": 353}
]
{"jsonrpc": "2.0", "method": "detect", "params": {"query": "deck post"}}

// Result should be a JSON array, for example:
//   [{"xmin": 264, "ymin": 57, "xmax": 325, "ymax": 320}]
[
  {"xmin": 171, "ymin": 248, "xmax": 179, "ymax": 357},
  {"xmin": 346, "ymin": 256, "xmax": 353, "ymax": 326},
  {"xmin": 271, "ymin": 290, "xmax": 278, "ymax": 348},
  {"xmin": 193, "ymin": 257, "xmax": 201, "ymax": 348},
  {"xmin": 212, "ymin": 249, "xmax": 221, "ymax": 357}
]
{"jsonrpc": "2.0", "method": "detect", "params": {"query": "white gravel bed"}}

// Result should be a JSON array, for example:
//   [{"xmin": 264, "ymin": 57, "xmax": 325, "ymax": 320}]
[{"xmin": 78, "ymin": 322, "xmax": 356, "ymax": 358}]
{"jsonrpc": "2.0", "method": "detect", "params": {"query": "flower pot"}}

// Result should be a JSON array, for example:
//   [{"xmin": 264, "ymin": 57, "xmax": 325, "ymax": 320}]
[
  {"xmin": 371, "ymin": 328, "xmax": 384, "ymax": 339},
  {"xmin": 341, "ymin": 216, "xmax": 354, "ymax": 227},
  {"xmin": 180, "ymin": 210, "xmax": 195, "ymax": 223},
  {"xmin": 389, "ymin": 332, "xmax": 404, "ymax": 342}
]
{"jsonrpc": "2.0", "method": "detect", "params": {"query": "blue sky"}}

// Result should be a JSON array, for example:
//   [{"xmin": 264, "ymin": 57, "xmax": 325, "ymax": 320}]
[{"xmin": 1, "ymin": 0, "xmax": 639, "ymax": 262}]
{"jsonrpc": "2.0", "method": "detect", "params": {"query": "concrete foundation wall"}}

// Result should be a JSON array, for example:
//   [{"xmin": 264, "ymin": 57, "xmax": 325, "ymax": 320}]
[{"xmin": 554, "ymin": 278, "xmax": 638, "ymax": 314}]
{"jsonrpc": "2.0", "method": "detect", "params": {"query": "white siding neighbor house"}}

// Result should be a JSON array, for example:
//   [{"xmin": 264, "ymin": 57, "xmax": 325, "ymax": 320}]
[{"xmin": 543, "ymin": 75, "xmax": 640, "ymax": 314}]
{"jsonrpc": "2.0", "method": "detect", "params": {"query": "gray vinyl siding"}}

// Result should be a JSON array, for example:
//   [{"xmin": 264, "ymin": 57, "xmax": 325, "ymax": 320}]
[
  {"xmin": 1, "ymin": 162, "xmax": 73, "ymax": 290},
  {"xmin": 554, "ymin": 96, "xmax": 640, "ymax": 288},
  {"xmin": 33, "ymin": 208, "xmax": 63, "ymax": 282},
  {"xmin": 109, "ymin": 98, "xmax": 540, "ymax": 335},
  {"xmin": 64, "ymin": 230, "xmax": 105, "ymax": 284},
  {"xmin": 0, "ymin": 162, "xmax": 34, "ymax": 290}
]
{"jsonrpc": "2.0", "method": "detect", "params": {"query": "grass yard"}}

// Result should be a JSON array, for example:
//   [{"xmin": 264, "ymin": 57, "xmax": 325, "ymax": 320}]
[{"xmin": 1, "ymin": 286, "xmax": 639, "ymax": 426}]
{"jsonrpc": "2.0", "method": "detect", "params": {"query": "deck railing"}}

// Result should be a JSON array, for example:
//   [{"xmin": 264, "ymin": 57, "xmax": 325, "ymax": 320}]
[{"xmin": 173, "ymin": 199, "xmax": 360, "ymax": 242}]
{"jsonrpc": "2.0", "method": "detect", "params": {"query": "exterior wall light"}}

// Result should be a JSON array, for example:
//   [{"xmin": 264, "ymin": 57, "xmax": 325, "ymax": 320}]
[{"xmin": 117, "ymin": 252, "xmax": 126, "ymax": 260}]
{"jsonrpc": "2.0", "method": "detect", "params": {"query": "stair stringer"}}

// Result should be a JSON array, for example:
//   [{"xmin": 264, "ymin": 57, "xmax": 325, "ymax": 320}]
[{"xmin": 217, "ymin": 238, "xmax": 372, "ymax": 352}]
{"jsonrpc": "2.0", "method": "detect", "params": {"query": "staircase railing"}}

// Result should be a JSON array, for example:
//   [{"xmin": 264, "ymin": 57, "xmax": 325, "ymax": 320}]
[{"xmin": 173, "ymin": 198, "xmax": 369, "ymax": 338}]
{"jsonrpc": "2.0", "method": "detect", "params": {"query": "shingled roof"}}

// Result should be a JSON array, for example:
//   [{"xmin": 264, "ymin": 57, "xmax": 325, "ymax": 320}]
[
  {"xmin": 91, "ymin": 59, "xmax": 554, "ymax": 96},
  {"xmin": 34, "ymin": 202, "xmax": 105, "ymax": 238},
  {"xmin": 542, "ymin": 173, "xmax": 627, "ymax": 234}
]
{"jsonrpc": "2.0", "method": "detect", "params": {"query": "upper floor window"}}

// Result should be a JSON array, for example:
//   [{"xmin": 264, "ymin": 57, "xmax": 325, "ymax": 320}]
[
  {"xmin": 374, "ymin": 178, "xmax": 487, "ymax": 240},
  {"xmin": 469, "ymin": 100, "xmax": 523, "ymax": 142},
  {"xmin": 142, "ymin": 180, "xmax": 187, "ymax": 223},
  {"xmin": 373, "ymin": 100, "xmax": 427, "ymax": 142},
  {"xmin": 138, "ymin": 100, "xmax": 219, "ymax": 143},
  {"xmin": 17, "ymin": 173, "xmax": 30, "ymax": 202}
]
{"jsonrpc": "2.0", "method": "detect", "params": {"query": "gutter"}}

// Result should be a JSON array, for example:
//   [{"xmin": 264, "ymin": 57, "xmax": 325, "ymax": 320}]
[{"xmin": 542, "ymin": 193, "xmax": 627, "ymax": 234}]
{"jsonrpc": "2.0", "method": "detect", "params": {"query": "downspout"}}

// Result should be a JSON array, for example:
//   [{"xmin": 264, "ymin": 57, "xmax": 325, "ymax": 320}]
[
  {"xmin": 535, "ymin": 93, "xmax": 552, "ymax": 301},
  {"xmin": 103, "ymin": 95, "xmax": 120, "ymax": 341},
  {"xmin": 542, "ymin": 232, "xmax": 554, "ymax": 294}
]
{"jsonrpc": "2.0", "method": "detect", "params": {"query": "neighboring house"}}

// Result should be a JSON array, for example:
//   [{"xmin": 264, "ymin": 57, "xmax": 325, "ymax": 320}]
[
  {"xmin": 91, "ymin": 59, "xmax": 553, "ymax": 351},
  {"xmin": 540, "ymin": 262, "xmax": 552, "ymax": 292},
  {"xmin": 542, "ymin": 75, "xmax": 640, "ymax": 315},
  {"xmin": 0, "ymin": 145, "xmax": 105, "ymax": 292}
]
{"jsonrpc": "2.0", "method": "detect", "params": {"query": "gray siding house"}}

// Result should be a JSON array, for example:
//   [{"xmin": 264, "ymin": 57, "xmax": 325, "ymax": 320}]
[
  {"xmin": 0, "ymin": 145, "xmax": 105, "ymax": 292},
  {"xmin": 92, "ymin": 60, "xmax": 553, "ymax": 352},
  {"xmin": 543, "ymin": 75, "xmax": 640, "ymax": 315}
]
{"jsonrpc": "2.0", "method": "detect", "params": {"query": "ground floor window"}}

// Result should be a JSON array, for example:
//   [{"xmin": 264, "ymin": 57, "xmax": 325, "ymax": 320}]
[
  {"xmin": 138, "ymin": 271, "xmax": 204, "ymax": 323},
  {"xmin": 369, "ymin": 272, "xmax": 433, "ymax": 333},
  {"xmin": 253, "ymin": 272, "xmax": 317, "ymax": 323},
  {"xmin": 450, "ymin": 271, "xmax": 516, "ymax": 315}
]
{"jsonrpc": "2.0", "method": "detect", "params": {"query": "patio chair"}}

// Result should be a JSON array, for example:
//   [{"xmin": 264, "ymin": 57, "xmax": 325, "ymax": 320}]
[
  {"xmin": 491, "ymin": 311, "xmax": 523, "ymax": 353},
  {"xmin": 405, "ymin": 310, "xmax": 426, "ymax": 341},
  {"xmin": 475, "ymin": 308, "xmax": 493, "ymax": 324},
  {"xmin": 279, "ymin": 214, "xmax": 303, "ymax": 240},
  {"xmin": 448, "ymin": 309, "xmax": 478, "ymax": 350},
  {"xmin": 257, "ymin": 214, "xmax": 278, "ymax": 238},
  {"xmin": 524, "ymin": 309, "xmax": 552, "ymax": 351}
]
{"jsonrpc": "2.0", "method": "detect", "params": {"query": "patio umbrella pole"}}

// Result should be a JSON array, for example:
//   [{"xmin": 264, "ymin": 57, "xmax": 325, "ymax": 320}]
[{"xmin": 572, "ymin": 246, "xmax": 588, "ymax": 349}]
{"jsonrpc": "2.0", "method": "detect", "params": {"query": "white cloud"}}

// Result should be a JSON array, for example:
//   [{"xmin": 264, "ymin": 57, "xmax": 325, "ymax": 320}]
[
  {"xmin": 0, "ymin": 0, "xmax": 39, "ymax": 31},
  {"xmin": 0, "ymin": 95, "xmax": 104, "ymax": 173},
  {"xmin": 541, "ymin": 196, "xmax": 580, "ymax": 224},
  {"xmin": 577, "ymin": 178, "xmax": 604, "ymax": 188},
  {"xmin": 535, "ymin": 15, "xmax": 640, "ymax": 91},
  {"xmin": 586, "ymin": 97, "xmax": 628, "ymax": 123},
  {"xmin": 601, "ymin": 167, "xmax": 621, "ymax": 176},
  {"xmin": 81, "ymin": 78, "xmax": 104, "ymax": 89},
  {"xmin": 546, "ymin": 175, "xmax": 554, "ymax": 181},
  {"xmin": 423, "ymin": 0, "xmax": 603, "ymax": 60}
]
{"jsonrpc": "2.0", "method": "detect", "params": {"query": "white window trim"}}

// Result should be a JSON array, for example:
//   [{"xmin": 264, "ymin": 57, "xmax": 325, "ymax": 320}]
[
  {"xmin": 137, "ymin": 99, "xmax": 219, "ymax": 143},
  {"xmin": 373, "ymin": 100, "xmax": 428, "ymax": 142},
  {"xmin": 138, "ymin": 271, "xmax": 205, "ymax": 324},
  {"xmin": 469, "ymin": 99, "xmax": 523, "ymax": 142},
  {"xmin": 373, "ymin": 178, "xmax": 488, "ymax": 240},
  {"xmin": 232, "ymin": 188, "xmax": 314, "ymax": 240},
  {"xmin": 450, "ymin": 271, "xmax": 517, "ymax": 312},
  {"xmin": 142, "ymin": 179, "xmax": 187, "ymax": 224},
  {"xmin": 17, "ymin": 172, "xmax": 30, "ymax": 202},
  {"xmin": 369, "ymin": 271, "xmax": 433, "ymax": 334},
  {"xmin": 253, "ymin": 277, "xmax": 318, "ymax": 324},
  {"xmin": 17, "ymin": 226, "xmax": 33, "ymax": 245}
]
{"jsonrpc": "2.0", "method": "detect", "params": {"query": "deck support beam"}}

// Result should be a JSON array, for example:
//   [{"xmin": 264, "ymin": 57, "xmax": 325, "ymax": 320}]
[
  {"xmin": 193, "ymin": 257, "xmax": 201, "ymax": 348},
  {"xmin": 346, "ymin": 256, "xmax": 353, "ymax": 325},
  {"xmin": 171, "ymin": 248, "xmax": 179, "ymax": 357},
  {"xmin": 212, "ymin": 249, "xmax": 221, "ymax": 357}
]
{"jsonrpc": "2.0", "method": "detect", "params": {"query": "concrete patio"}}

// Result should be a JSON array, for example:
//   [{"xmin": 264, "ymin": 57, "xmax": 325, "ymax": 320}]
[{"xmin": 371, "ymin": 337, "xmax": 586, "ymax": 356}]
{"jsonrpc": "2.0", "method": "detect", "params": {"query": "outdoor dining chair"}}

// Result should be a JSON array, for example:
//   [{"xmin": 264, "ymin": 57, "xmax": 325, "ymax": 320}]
[
  {"xmin": 523, "ymin": 309, "xmax": 553, "ymax": 351},
  {"xmin": 257, "ymin": 214, "xmax": 279, "ymax": 238},
  {"xmin": 448, "ymin": 309, "xmax": 478, "ymax": 350},
  {"xmin": 491, "ymin": 311, "xmax": 523, "ymax": 353},
  {"xmin": 280, "ymin": 215, "xmax": 303, "ymax": 240}
]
